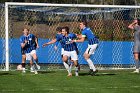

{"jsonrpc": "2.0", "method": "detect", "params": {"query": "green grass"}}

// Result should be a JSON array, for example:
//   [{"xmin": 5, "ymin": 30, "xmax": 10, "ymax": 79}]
[{"xmin": 0, "ymin": 70, "xmax": 140, "ymax": 93}]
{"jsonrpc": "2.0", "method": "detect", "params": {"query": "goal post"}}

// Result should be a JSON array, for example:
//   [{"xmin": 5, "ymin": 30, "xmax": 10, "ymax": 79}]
[
  {"xmin": 2, "ymin": 2, "xmax": 140, "ymax": 71},
  {"xmin": 5, "ymin": 3, "xmax": 9, "ymax": 71}
]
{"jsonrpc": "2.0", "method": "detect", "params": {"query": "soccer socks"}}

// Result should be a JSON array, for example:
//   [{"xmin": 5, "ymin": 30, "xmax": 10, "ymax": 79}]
[
  {"xmin": 63, "ymin": 62, "xmax": 71, "ymax": 74},
  {"xmin": 135, "ymin": 60, "xmax": 139, "ymax": 70},
  {"xmin": 21, "ymin": 63, "xmax": 26, "ymax": 73},
  {"xmin": 86, "ymin": 59, "xmax": 96, "ymax": 71},
  {"xmin": 21, "ymin": 63, "xmax": 25, "ymax": 68},
  {"xmin": 75, "ymin": 66, "xmax": 79, "ymax": 76}
]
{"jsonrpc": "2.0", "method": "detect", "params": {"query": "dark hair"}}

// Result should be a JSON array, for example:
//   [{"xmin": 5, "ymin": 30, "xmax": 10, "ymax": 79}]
[
  {"xmin": 56, "ymin": 27, "xmax": 62, "ymax": 32},
  {"xmin": 137, "ymin": 18, "xmax": 140, "ymax": 26},
  {"xmin": 62, "ymin": 26, "xmax": 69, "ymax": 34},
  {"xmin": 80, "ymin": 20, "xmax": 87, "ymax": 27},
  {"xmin": 23, "ymin": 28, "xmax": 29, "ymax": 31}
]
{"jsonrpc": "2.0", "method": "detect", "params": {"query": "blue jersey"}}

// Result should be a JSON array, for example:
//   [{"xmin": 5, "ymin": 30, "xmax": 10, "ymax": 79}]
[
  {"xmin": 20, "ymin": 34, "xmax": 36, "ymax": 53},
  {"xmin": 82, "ymin": 27, "xmax": 99, "ymax": 45},
  {"xmin": 56, "ymin": 33, "xmax": 77, "ymax": 51},
  {"xmin": 55, "ymin": 34, "xmax": 64, "ymax": 48}
]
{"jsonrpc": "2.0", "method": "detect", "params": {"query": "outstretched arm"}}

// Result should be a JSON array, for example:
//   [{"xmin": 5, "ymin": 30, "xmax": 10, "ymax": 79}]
[
  {"xmin": 74, "ymin": 36, "xmax": 85, "ymax": 43},
  {"xmin": 42, "ymin": 39, "xmax": 57, "ymax": 47}
]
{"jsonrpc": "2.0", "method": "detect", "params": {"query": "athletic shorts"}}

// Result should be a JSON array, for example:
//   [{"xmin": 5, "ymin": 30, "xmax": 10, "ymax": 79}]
[
  {"xmin": 63, "ymin": 50, "xmax": 78, "ymax": 61},
  {"xmin": 26, "ymin": 50, "xmax": 36, "ymax": 60},
  {"xmin": 85, "ymin": 44, "xmax": 98, "ymax": 55},
  {"xmin": 61, "ymin": 48, "xmax": 64, "ymax": 55},
  {"xmin": 133, "ymin": 45, "xmax": 140, "ymax": 53}
]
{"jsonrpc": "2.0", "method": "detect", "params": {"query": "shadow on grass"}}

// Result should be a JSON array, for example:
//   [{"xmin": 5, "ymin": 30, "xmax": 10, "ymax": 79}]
[
  {"xmin": 79, "ymin": 72, "xmax": 116, "ymax": 76},
  {"xmin": 0, "ymin": 72, "xmax": 14, "ymax": 76},
  {"xmin": 38, "ymin": 71, "xmax": 56, "ymax": 74}
]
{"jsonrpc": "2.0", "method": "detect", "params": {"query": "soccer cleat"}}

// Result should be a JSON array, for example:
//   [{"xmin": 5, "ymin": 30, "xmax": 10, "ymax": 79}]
[
  {"xmin": 90, "ymin": 69, "xmax": 98, "ymax": 76},
  {"xmin": 132, "ymin": 70, "xmax": 139, "ymax": 73},
  {"xmin": 22, "ymin": 68, "xmax": 26, "ymax": 73},
  {"xmin": 75, "ymin": 71, "xmax": 79, "ymax": 76},
  {"xmin": 34, "ymin": 70, "xmax": 38, "ymax": 74},
  {"xmin": 30, "ymin": 67, "xmax": 35, "ymax": 72},
  {"xmin": 88, "ymin": 69, "xmax": 93, "ymax": 75},
  {"xmin": 67, "ymin": 73, "xmax": 72, "ymax": 77}
]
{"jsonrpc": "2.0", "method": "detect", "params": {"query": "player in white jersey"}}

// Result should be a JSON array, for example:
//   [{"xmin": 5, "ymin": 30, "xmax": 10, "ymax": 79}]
[{"xmin": 73, "ymin": 20, "xmax": 99, "ymax": 76}]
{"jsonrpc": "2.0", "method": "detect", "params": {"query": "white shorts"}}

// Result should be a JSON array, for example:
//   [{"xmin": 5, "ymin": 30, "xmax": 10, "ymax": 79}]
[
  {"xmin": 85, "ymin": 44, "xmax": 98, "ymax": 55},
  {"xmin": 61, "ymin": 48, "xmax": 64, "ymax": 55},
  {"xmin": 26, "ymin": 50, "xmax": 36, "ymax": 60},
  {"xmin": 63, "ymin": 50, "xmax": 78, "ymax": 61}
]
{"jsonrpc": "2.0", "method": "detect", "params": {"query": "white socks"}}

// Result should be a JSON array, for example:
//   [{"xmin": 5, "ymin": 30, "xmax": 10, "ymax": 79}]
[
  {"xmin": 86, "ymin": 59, "xmax": 96, "ymax": 71},
  {"xmin": 63, "ymin": 62, "xmax": 71, "ymax": 74}
]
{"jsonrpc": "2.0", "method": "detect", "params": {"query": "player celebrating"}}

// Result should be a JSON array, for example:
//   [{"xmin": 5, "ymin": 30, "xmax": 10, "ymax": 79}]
[
  {"xmin": 54, "ymin": 27, "xmax": 79, "ymax": 74},
  {"xmin": 128, "ymin": 18, "xmax": 140, "ymax": 73},
  {"xmin": 43, "ymin": 26, "xmax": 80, "ymax": 76},
  {"xmin": 73, "ymin": 20, "xmax": 99, "ymax": 76},
  {"xmin": 20, "ymin": 28, "xmax": 40, "ymax": 74},
  {"xmin": 19, "ymin": 34, "xmax": 39, "ymax": 72}
]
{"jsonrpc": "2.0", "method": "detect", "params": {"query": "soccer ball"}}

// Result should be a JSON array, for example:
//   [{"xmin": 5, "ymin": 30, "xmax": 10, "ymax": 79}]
[{"xmin": 17, "ymin": 64, "xmax": 23, "ymax": 70}]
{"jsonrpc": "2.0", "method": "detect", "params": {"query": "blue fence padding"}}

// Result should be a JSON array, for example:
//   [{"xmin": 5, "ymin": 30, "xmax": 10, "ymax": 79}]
[
  {"xmin": 0, "ymin": 39, "xmax": 4, "ymax": 63},
  {"xmin": 0, "ymin": 38, "xmax": 134, "ymax": 65}
]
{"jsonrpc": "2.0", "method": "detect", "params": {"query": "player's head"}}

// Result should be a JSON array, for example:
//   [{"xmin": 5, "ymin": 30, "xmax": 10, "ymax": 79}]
[
  {"xmin": 62, "ymin": 26, "xmax": 69, "ymax": 36},
  {"xmin": 56, "ymin": 27, "xmax": 62, "ymax": 34},
  {"xmin": 79, "ymin": 20, "xmax": 87, "ymax": 30},
  {"xmin": 23, "ymin": 28, "xmax": 29, "ymax": 36}
]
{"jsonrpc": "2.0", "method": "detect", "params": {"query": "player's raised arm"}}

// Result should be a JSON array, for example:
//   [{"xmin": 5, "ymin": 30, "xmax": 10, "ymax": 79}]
[
  {"xmin": 42, "ymin": 39, "xmax": 57, "ymax": 47},
  {"xmin": 128, "ymin": 19, "xmax": 137, "ymax": 30},
  {"xmin": 20, "ymin": 40, "xmax": 28, "ymax": 48}
]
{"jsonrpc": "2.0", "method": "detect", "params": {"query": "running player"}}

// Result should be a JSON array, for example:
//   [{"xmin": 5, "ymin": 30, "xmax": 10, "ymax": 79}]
[
  {"xmin": 43, "ymin": 26, "xmax": 80, "ymax": 76},
  {"xmin": 54, "ymin": 27, "xmax": 79, "ymax": 73},
  {"xmin": 73, "ymin": 20, "xmax": 99, "ymax": 76}
]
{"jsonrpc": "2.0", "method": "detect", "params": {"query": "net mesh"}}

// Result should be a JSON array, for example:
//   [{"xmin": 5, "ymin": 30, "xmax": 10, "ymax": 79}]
[
  {"xmin": 0, "ymin": 4, "xmax": 5, "ymax": 70},
  {"xmin": 1, "ymin": 4, "xmax": 138, "ymax": 70}
]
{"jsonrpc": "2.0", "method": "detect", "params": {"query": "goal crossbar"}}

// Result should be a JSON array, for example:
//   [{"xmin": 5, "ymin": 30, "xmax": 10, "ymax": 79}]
[{"xmin": 5, "ymin": 2, "xmax": 140, "ymax": 8}]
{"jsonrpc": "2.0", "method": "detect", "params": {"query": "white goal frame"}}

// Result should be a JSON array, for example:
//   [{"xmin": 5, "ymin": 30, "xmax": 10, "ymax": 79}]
[{"xmin": 4, "ymin": 2, "xmax": 140, "ymax": 71}]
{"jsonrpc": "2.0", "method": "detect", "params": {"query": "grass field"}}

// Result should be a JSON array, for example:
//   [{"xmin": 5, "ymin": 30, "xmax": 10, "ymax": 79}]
[{"xmin": 0, "ymin": 70, "xmax": 140, "ymax": 93}]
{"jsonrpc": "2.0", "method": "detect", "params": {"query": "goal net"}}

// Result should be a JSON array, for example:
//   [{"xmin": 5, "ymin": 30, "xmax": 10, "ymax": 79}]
[{"xmin": 1, "ymin": 2, "xmax": 140, "ymax": 71}]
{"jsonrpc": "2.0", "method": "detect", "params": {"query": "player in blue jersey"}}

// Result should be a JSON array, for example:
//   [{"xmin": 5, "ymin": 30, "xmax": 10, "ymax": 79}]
[
  {"xmin": 54, "ymin": 27, "xmax": 74, "ymax": 74},
  {"xmin": 73, "ymin": 20, "xmax": 98, "ymax": 76},
  {"xmin": 43, "ymin": 26, "xmax": 80, "ymax": 76},
  {"xmin": 20, "ymin": 28, "xmax": 40, "ymax": 74}
]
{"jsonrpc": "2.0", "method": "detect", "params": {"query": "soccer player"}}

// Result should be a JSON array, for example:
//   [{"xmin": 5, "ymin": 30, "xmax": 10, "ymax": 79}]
[
  {"xmin": 20, "ymin": 28, "xmax": 39, "ymax": 74},
  {"xmin": 43, "ymin": 26, "xmax": 80, "ymax": 76},
  {"xmin": 73, "ymin": 20, "xmax": 99, "ymax": 76},
  {"xmin": 20, "ymin": 33, "xmax": 39, "ymax": 73},
  {"xmin": 128, "ymin": 18, "xmax": 140, "ymax": 73},
  {"xmin": 54, "ymin": 27, "xmax": 79, "ymax": 74}
]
